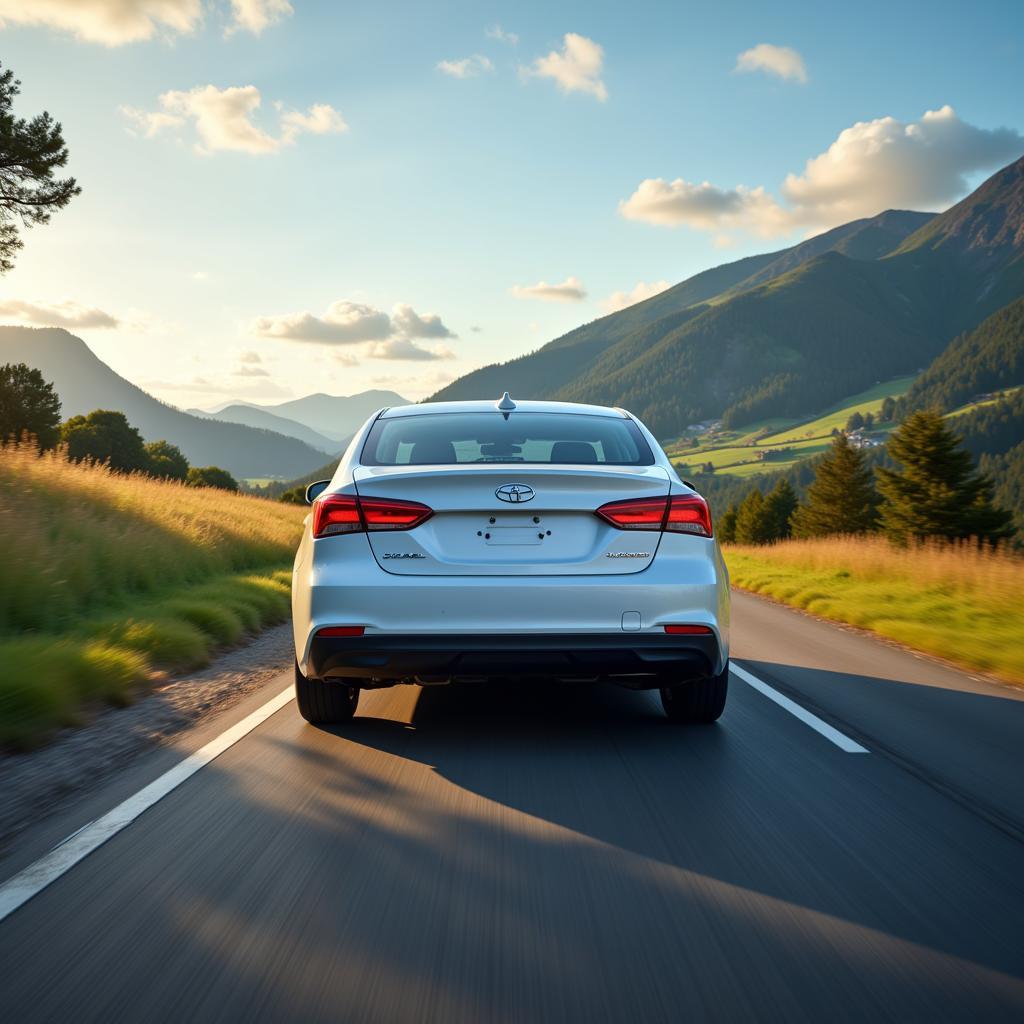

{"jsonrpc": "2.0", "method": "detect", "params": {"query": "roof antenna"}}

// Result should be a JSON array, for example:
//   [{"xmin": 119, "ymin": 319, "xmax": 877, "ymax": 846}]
[{"xmin": 496, "ymin": 391, "xmax": 516, "ymax": 412}]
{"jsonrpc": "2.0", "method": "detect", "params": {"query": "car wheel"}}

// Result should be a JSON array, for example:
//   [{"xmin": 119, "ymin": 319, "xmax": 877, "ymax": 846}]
[
  {"xmin": 294, "ymin": 660, "xmax": 360, "ymax": 723},
  {"xmin": 660, "ymin": 662, "xmax": 728, "ymax": 723}
]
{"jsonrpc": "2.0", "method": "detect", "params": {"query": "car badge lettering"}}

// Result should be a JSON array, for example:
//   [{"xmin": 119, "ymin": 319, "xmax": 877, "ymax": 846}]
[
  {"xmin": 382, "ymin": 552, "xmax": 426, "ymax": 559},
  {"xmin": 606, "ymin": 552, "xmax": 651, "ymax": 558},
  {"xmin": 495, "ymin": 483, "xmax": 535, "ymax": 503}
]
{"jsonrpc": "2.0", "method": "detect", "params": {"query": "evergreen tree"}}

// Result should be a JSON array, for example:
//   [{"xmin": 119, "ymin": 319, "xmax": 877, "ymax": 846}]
[
  {"xmin": 0, "ymin": 63, "xmax": 80, "ymax": 273},
  {"xmin": 845, "ymin": 410, "xmax": 865, "ymax": 432},
  {"xmin": 718, "ymin": 504, "xmax": 738, "ymax": 543},
  {"xmin": 876, "ymin": 410, "xmax": 1014, "ymax": 543},
  {"xmin": 145, "ymin": 440, "xmax": 189, "ymax": 480},
  {"xmin": 764, "ymin": 478, "xmax": 798, "ymax": 539},
  {"xmin": 61, "ymin": 409, "xmax": 149, "ymax": 472},
  {"xmin": 880, "ymin": 396, "xmax": 897, "ymax": 423},
  {"xmin": 0, "ymin": 362, "xmax": 61, "ymax": 448},
  {"xmin": 791, "ymin": 434, "xmax": 879, "ymax": 537},
  {"xmin": 734, "ymin": 489, "xmax": 773, "ymax": 544}
]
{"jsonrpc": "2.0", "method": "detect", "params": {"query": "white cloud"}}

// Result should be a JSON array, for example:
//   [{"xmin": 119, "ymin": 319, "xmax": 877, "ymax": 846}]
[
  {"xmin": 390, "ymin": 303, "xmax": 455, "ymax": 339},
  {"xmin": 238, "ymin": 350, "xmax": 262, "ymax": 363},
  {"xmin": 512, "ymin": 276, "xmax": 588, "ymax": 303},
  {"xmin": 438, "ymin": 55, "xmax": 494, "ymax": 79},
  {"xmin": 619, "ymin": 106, "xmax": 1024, "ymax": 238},
  {"xmin": 0, "ymin": 0, "xmax": 201, "ymax": 45},
  {"xmin": 252, "ymin": 301, "xmax": 392, "ymax": 343},
  {"xmin": 599, "ymin": 280, "xmax": 671, "ymax": 314},
  {"xmin": 0, "ymin": 0, "xmax": 290, "ymax": 44},
  {"xmin": 0, "ymin": 298, "xmax": 120, "ymax": 329},
  {"xmin": 523, "ymin": 33, "xmax": 607, "ymax": 101},
  {"xmin": 366, "ymin": 338, "xmax": 455, "ymax": 361},
  {"xmin": 486, "ymin": 24, "xmax": 518, "ymax": 45},
  {"xmin": 226, "ymin": 0, "xmax": 292, "ymax": 36},
  {"xmin": 735, "ymin": 43, "xmax": 808, "ymax": 84},
  {"xmin": 123, "ymin": 85, "xmax": 347, "ymax": 154},
  {"xmin": 251, "ymin": 301, "xmax": 457, "ymax": 362},
  {"xmin": 233, "ymin": 364, "xmax": 269, "ymax": 377}
]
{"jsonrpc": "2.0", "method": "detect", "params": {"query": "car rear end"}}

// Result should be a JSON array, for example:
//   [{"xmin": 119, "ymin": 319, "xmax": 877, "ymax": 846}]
[{"xmin": 291, "ymin": 398, "xmax": 730, "ymax": 721}]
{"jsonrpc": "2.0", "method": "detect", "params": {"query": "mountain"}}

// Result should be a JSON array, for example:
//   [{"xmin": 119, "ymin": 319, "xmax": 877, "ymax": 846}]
[
  {"xmin": 904, "ymin": 296, "xmax": 1024, "ymax": 413},
  {"xmin": 0, "ymin": 327, "xmax": 330, "ymax": 479},
  {"xmin": 432, "ymin": 156, "xmax": 1024, "ymax": 439},
  {"xmin": 211, "ymin": 390, "xmax": 409, "ymax": 442},
  {"xmin": 431, "ymin": 208, "xmax": 936, "ymax": 409},
  {"xmin": 192, "ymin": 403, "xmax": 339, "ymax": 454}
]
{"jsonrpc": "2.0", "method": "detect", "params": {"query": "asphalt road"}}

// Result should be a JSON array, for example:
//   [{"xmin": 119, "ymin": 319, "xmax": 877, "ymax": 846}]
[{"xmin": 2, "ymin": 593, "xmax": 1024, "ymax": 1022}]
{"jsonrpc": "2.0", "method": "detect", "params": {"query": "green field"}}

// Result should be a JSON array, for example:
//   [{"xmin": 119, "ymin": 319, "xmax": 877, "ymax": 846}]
[{"xmin": 667, "ymin": 376, "xmax": 915, "ymax": 478}]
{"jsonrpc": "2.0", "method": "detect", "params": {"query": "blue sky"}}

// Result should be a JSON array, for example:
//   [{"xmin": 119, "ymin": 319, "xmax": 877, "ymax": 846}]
[{"xmin": 1, "ymin": 0, "xmax": 1022, "ymax": 405}]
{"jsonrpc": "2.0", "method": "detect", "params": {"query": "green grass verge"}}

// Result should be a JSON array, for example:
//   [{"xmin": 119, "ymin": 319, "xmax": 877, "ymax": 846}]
[
  {"xmin": 725, "ymin": 540, "xmax": 1024, "ymax": 685},
  {"xmin": 0, "ymin": 569, "xmax": 292, "ymax": 750}
]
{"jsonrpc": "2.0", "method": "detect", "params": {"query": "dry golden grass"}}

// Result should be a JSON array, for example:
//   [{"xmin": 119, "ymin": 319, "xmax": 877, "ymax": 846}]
[
  {"xmin": 0, "ymin": 443, "xmax": 307, "ymax": 747},
  {"xmin": 725, "ymin": 536, "xmax": 1024, "ymax": 684}
]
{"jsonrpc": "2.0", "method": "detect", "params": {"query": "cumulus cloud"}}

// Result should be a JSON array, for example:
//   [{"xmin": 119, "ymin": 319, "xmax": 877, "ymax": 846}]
[
  {"xmin": 735, "ymin": 43, "xmax": 807, "ymax": 84},
  {"xmin": 233, "ymin": 364, "xmax": 269, "ymax": 377},
  {"xmin": 0, "ymin": 0, "xmax": 289, "ymax": 45},
  {"xmin": 122, "ymin": 85, "xmax": 347, "ymax": 154},
  {"xmin": 226, "ymin": 0, "xmax": 292, "ymax": 36},
  {"xmin": 599, "ymin": 280, "xmax": 671, "ymax": 315},
  {"xmin": 0, "ymin": 298, "xmax": 120, "ymax": 329},
  {"xmin": 511, "ymin": 276, "xmax": 587, "ymax": 302},
  {"xmin": 523, "ymin": 33, "xmax": 607, "ymax": 101},
  {"xmin": 438, "ymin": 55, "xmax": 494, "ymax": 78},
  {"xmin": 366, "ymin": 338, "xmax": 455, "ymax": 361},
  {"xmin": 486, "ymin": 24, "xmax": 518, "ymax": 45},
  {"xmin": 238, "ymin": 350, "xmax": 262, "ymax": 363},
  {"xmin": 619, "ymin": 106, "xmax": 1024, "ymax": 238},
  {"xmin": 251, "ymin": 300, "xmax": 457, "ymax": 361}
]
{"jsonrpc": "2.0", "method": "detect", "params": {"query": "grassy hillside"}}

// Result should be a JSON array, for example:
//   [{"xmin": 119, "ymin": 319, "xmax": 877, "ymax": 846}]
[
  {"xmin": 0, "ymin": 444, "xmax": 306, "ymax": 747},
  {"xmin": 0, "ymin": 327, "xmax": 329, "ymax": 479},
  {"xmin": 726, "ymin": 537, "xmax": 1024, "ymax": 685}
]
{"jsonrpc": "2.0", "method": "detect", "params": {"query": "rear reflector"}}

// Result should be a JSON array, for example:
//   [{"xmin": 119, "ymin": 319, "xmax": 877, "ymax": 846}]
[
  {"xmin": 596, "ymin": 493, "xmax": 713, "ymax": 537},
  {"xmin": 313, "ymin": 493, "xmax": 433, "ymax": 538},
  {"xmin": 664, "ymin": 625, "xmax": 713, "ymax": 635},
  {"xmin": 316, "ymin": 626, "xmax": 365, "ymax": 637}
]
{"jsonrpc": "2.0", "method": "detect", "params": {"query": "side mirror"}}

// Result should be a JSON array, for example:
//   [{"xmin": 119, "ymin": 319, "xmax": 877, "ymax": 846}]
[{"xmin": 305, "ymin": 480, "xmax": 330, "ymax": 505}]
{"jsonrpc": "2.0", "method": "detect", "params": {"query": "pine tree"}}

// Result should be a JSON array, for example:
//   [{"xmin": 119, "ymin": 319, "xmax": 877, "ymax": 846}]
[
  {"xmin": 876, "ymin": 410, "xmax": 1014, "ymax": 543},
  {"xmin": 735, "ymin": 489, "xmax": 773, "ymax": 544},
  {"xmin": 791, "ymin": 434, "xmax": 879, "ymax": 537},
  {"xmin": 718, "ymin": 504, "xmax": 738, "ymax": 543},
  {"xmin": 764, "ymin": 478, "xmax": 798, "ymax": 539}
]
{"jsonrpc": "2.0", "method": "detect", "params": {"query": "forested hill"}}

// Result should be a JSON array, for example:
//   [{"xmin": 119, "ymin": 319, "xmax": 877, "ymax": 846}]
[{"xmin": 431, "ymin": 156, "xmax": 1024, "ymax": 440}]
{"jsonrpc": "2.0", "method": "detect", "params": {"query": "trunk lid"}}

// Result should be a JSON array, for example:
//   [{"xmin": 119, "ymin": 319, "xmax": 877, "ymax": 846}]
[{"xmin": 353, "ymin": 464, "xmax": 671, "ymax": 575}]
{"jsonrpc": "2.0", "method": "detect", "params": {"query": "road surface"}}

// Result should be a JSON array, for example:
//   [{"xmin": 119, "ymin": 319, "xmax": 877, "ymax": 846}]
[{"xmin": 1, "ymin": 591, "xmax": 1023, "ymax": 1022}]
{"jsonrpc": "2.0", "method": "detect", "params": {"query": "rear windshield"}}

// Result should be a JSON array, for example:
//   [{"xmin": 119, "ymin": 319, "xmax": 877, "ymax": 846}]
[{"xmin": 361, "ymin": 412, "xmax": 655, "ymax": 466}]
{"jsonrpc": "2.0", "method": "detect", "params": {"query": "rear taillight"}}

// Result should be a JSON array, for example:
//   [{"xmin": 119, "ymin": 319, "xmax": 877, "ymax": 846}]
[
  {"xmin": 313, "ymin": 493, "xmax": 433, "ymax": 538},
  {"xmin": 664, "ymin": 624, "xmax": 713, "ymax": 635},
  {"xmin": 317, "ymin": 626, "xmax": 365, "ymax": 637},
  {"xmin": 596, "ymin": 494, "xmax": 712, "ymax": 537}
]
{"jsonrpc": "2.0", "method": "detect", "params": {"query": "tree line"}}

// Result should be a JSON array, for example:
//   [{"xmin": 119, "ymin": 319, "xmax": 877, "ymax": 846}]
[
  {"xmin": 717, "ymin": 410, "xmax": 1014, "ymax": 545},
  {"xmin": 0, "ymin": 362, "xmax": 239, "ymax": 490}
]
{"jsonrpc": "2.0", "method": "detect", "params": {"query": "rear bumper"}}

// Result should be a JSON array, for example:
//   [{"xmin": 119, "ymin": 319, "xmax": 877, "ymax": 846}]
[{"xmin": 308, "ymin": 632, "xmax": 721, "ymax": 687}]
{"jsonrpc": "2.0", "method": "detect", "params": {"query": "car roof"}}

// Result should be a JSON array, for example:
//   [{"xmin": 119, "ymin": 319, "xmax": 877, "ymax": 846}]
[{"xmin": 378, "ymin": 399, "xmax": 630, "ymax": 419}]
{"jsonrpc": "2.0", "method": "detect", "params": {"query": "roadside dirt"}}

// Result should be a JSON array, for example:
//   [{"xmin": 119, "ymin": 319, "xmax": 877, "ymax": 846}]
[{"xmin": 0, "ymin": 624, "xmax": 293, "ymax": 856}]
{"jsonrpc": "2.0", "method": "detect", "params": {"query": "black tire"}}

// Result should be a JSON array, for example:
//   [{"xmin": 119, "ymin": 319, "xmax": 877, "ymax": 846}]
[
  {"xmin": 294, "ymin": 660, "xmax": 359, "ymax": 724},
  {"xmin": 660, "ymin": 662, "xmax": 729, "ymax": 723}
]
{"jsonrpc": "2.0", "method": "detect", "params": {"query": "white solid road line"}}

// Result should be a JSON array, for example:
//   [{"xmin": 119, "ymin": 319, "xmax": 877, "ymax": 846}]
[
  {"xmin": 731, "ymin": 663, "xmax": 869, "ymax": 753},
  {"xmin": 0, "ymin": 685, "xmax": 295, "ymax": 924}
]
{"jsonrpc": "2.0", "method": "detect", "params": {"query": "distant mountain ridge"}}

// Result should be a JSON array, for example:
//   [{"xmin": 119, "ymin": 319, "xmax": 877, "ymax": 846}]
[
  {"xmin": 432, "ymin": 156, "xmax": 1024, "ymax": 438},
  {"xmin": 189, "ymin": 403, "xmax": 340, "ymax": 454},
  {"xmin": 0, "ymin": 327, "xmax": 329, "ymax": 479}
]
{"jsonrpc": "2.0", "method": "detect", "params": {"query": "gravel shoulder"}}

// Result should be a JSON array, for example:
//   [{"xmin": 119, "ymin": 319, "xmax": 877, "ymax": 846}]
[{"xmin": 0, "ymin": 624, "xmax": 294, "ymax": 856}]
